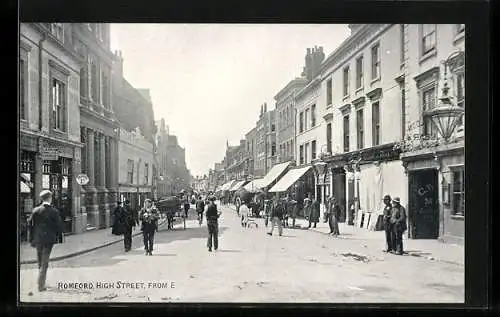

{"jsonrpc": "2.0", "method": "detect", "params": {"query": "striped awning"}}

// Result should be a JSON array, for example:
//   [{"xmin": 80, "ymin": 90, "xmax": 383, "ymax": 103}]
[
  {"xmin": 269, "ymin": 166, "xmax": 311, "ymax": 193},
  {"xmin": 229, "ymin": 180, "xmax": 247, "ymax": 191},
  {"xmin": 243, "ymin": 178, "xmax": 264, "ymax": 192},
  {"xmin": 220, "ymin": 180, "xmax": 236, "ymax": 191},
  {"xmin": 259, "ymin": 161, "xmax": 292, "ymax": 189}
]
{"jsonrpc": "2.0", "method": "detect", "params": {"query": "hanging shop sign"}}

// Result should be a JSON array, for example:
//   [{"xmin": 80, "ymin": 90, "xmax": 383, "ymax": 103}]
[{"xmin": 76, "ymin": 174, "xmax": 89, "ymax": 186}]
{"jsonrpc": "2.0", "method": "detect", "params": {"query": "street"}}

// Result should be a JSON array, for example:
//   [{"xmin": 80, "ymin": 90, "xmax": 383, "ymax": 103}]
[{"xmin": 20, "ymin": 205, "xmax": 464, "ymax": 303}]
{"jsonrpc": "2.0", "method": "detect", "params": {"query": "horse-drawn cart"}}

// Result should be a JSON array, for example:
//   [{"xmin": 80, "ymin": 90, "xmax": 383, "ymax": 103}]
[{"xmin": 156, "ymin": 196, "xmax": 186, "ymax": 230}]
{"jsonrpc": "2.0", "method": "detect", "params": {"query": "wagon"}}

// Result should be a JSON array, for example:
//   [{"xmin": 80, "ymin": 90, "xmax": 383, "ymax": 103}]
[{"xmin": 156, "ymin": 196, "xmax": 186, "ymax": 230}]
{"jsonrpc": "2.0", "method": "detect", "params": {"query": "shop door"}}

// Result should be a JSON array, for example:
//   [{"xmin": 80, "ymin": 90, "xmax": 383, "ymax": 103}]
[
  {"xmin": 333, "ymin": 171, "xmax": 347, "ymax": 222},
  {"xmin": 408, "ymin": 169, "xmax": 439, "ymax": 239}
]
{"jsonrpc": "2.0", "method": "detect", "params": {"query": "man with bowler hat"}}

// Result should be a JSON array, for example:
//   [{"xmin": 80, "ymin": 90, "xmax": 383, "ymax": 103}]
[
  {"xmin": 123, "ymin": 200, "xmax": 139, "ymax": 252},
  {"xmin": 382, "ymin": 195, "xmax": 394, "ymax": 253},
  {"xmin": 390, "ymin": 197, "xmax": 407, "ymax": 255},
  {"xmin": 28, "ymin": 190, "xmax": 64, "ymax": 292}
]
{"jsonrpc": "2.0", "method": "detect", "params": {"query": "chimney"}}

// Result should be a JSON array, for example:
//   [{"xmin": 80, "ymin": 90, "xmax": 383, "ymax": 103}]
[
  {"xmin": 264, "ymin": 102, "xmax": 267, "ymax": 113},
  {"xmin": 305, "ymin": 48, "xmax": 313, "ymax": 81}
]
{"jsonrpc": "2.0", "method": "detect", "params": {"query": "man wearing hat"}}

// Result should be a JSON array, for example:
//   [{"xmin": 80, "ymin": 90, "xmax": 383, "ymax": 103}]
[
  {"xmin": 28, "ymin": 190, "xmax": 64, "ymax": 292},
  {"xmin": 205, "ymin": 195, "xmax": 221, "ymax": 251},
  {"xmin": 390, "ymin": 197, "xmax": 407, "ymax": 255},
  {"xmin": 123, "ymin": 200, "xmax": 139, "ymax": 252},
  {"xmin": 382, "ymin": 195, "xmax": 394, "ymax": 253}
]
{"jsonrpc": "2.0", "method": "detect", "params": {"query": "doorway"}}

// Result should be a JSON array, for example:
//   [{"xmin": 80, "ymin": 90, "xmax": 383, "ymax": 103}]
[{"xmin": 408, "ymin": 169, "xmax": 439, "ymax": 239}]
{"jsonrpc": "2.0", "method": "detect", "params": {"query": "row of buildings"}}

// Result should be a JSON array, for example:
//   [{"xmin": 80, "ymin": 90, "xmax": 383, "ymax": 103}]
[
  {"xmin": 19, "ymin": 23, "xmax": 191, "ymax": 238},
  {"xmin": 208, "ymin": 24, "xmax": 465, "ymax": 243}
]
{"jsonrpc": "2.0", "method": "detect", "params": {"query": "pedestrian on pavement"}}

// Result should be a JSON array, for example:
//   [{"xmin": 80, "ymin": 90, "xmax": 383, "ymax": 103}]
[
  {"xmin": 183, "ymin": 195, "xmax": 190, "ymax": 218},
  {"xmin": 196, "ymin": 196, "xmax": 206, "ymax": 226},
  {"xmin": 327, "ymin": 196, "xmax": 341, "ymax": 236},
  {"xmin": 309, "ymin": 197, "xmax": 320, "ymax": 228},
  {"xmin": 121, "ymin": 200, "xmax": 139, "ymax": 252},
  {"xmin": 240, "ymin": 199, "xmax": 251, "ymax": 228},
  {"xmin": 390, "ymin": 197, "xmax": 407, "ymax": 255},
  {"xmin": 289, "ymin": 197, "xmax": 298, "ymax": 228},
  {"xmin": 206, "ymin": 196, "xmax": 221, "ymax": 252},
  {"xmin": 112, "ymin": 201, "xmax": 124, "ymax": 236},
  {"xmin": 382, "ymin": 194, "xmax": 394, "ymax": 253},
  {"xmin": 267, "ymin": 197, "xmax": 284, "ymax": 236},
  {"xmin": 282, "ymin": 196, "xmax": 290, "ymax": 228},
  {"xmin": 235, "ymin": 195, "xmax": 242, "ymax": 216},
  {"xmin": 140, "ymin": 199, "xmax": 160, "ymax": 255},
  {"xmin": 303, "ymin": 194, "xmax": 312, "ymax": 222},
  {"xmin": 263, "ymin": 199, "xmax": 272, "ymax": 227},
  {"xmin": 28, "ymin": 190, "xmax": 64, "ymax": 292}
]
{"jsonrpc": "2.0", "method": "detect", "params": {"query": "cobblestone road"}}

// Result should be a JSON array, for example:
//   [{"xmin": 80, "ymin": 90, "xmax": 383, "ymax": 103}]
[{"xmin": 20, "ymin": 205, "xmax": 464, "ymax": 303}]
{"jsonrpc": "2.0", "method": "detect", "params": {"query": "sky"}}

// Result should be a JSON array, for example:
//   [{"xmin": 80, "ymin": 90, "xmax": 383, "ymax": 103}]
[{"xmin": 110, "ymin": 24, "xmax": 350, "ymax": 177}]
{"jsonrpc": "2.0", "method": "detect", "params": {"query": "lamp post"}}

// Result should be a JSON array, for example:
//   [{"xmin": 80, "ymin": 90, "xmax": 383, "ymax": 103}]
[{"xmin": 425, "ymin": 50, "xmax": 465, "ymax": 143}]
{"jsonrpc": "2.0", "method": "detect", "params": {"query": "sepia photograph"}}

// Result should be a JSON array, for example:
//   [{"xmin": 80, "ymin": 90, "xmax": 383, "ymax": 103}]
[{"xmin": 19, "ymin": 23, "xmax": 466, "ymax": 303}]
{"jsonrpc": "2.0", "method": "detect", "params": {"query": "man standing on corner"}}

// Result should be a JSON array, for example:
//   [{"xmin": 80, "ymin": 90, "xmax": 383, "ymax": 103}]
[
  {"xmin": 382, "ymin": 195, "xmax": 394, "ymax": 253},
  {"xmin": 206, "ymin": 196, "xmax": 221, "ymax": 252},
  {"xmin": 28, "ymin": 190, "xmax": 64, "ymax": 292},
  {"xmin": 390, "ymin": 197, "xmax": 407, "ymax": 255},
  {"xmin": 267, "ymin": 196, "xmax": 284, "ymax": 236}
]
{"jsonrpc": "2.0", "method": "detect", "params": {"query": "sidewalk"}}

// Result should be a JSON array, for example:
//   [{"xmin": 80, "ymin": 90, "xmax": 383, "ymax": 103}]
[
  {"xmin": 20, "ymin": 218, "xmax": 167, "ymax": 265},
  {"xmin": 225, "ymin": 204, "xmax": 464, "ymax": 266}
]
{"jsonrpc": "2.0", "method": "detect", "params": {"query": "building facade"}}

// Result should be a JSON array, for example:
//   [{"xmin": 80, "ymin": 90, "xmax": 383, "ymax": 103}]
[
  {"xmin": 75, "ymin": 23, "xmax": 120, "ymax": 231},
  {"xmin": 117, "ymin": 128, "xmax": 154, "ymax": 210},
  {"xmin": 223, "ymin": 140, "xmax": 248, "ymax": 181},
  {"xmin": 20, "ymin": 23, "xmax": 85, "ymax": 237},
  {"xmin": 244, "ymin": 127, "xmax": 257, "ymax": 178},
  {"xmin": 399, "ymin": 24, "xmax": 465, "ymax": 243}
]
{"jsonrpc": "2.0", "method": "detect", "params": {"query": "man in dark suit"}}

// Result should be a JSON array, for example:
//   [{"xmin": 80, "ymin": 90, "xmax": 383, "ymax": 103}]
[
  {"xmin": 382, "ymin": 195, "xmax": 394, "ymax": 253},
  {"xmin": 205, "ymin": 196, "xmax": 220, "ymax": 252},
  {"xmin": 28, "ymin": 190, "xmax": 64, "ymax": 292},
  {"xmin": 390, "ymin": 197, "xmax": 407, "ymax": 255},
  {"xmin": 122, "ymin": 200, "xmax": 138, "ymax": 252}
]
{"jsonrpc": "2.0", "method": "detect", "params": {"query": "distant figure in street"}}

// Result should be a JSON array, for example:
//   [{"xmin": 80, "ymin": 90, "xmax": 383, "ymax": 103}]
[
  {"xmin": 327, "ymin": 196, "xmax": 341, "ymax": 236},
  {"xmin": 240, "ymin": 199, "xmax": 250, "ymax": 228},
  {"xmin": 112, "ymin": 201, "xmax": 124, "ymax": 236},
  {"xmin": 263, "ymin": 199, "xmax": 272, "ymax": 227},
  {"xmin": 140, "ymin": 199, "xmax": 160, "ymax": 256},
  {"xmin": 235, "ymin": 196, "xmax": 242, "ymax": 216},
  {"xmin": 28, "ymin": 190, "xmax": 64, "ymax": 292},
  {"xmin": 390, "ymin": 197, "xmax": 407, "ymax": 255},
  {"xmin": 288, "ymin": 197, "xmax": 298, "ymax": 228},
  {"xmin": 183, "ymin": 195, "xmax": 190, "ymax": 218},
  {"xmin": 205, "ymin": 196, "xmax": 221, "ymax": 252},
  {"xmin": 382, "ymin": 195, "xmax": 394, "ymax": 253},
  {"xmin": 309, "ymin": 196, "xmax": 320, "ymax": 228},
  {"xmin": 196, "ymin": 196, "xmax": 205, "ymax": 226},
  {"xmin": 119, "ymin": 200, "xmax": 139, "ymax": 252},
  {"xmin": 267, "ymin": 197, "xmax": 284, "ymax": 236},
  {"xmin": 303, "ymin": 195, "xmax": 312, "ymax": 222}
]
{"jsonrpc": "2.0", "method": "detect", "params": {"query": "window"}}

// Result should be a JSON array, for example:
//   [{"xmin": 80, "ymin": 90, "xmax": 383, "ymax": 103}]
[
  {"xmin": 422, "ymin": 86, "xmax": 437, "ymax": 137},
  {"xmin": 20, "ymin": 59, "xmax": 26, "ymax": 120},
  {"xmin": 299, "ymin": 112, "xmax": 304, "ymax": 133},
  {"xmin": 455, "ymin": 71, "xmax": 465, "ymax": 128},
  {"xmin": 356, "ymin": 56, "xmax": 364, "ymax": 89},
  {"xmin": 311, "ymin": 104, "xmax": 316, "ymax": 127},
  {"xmin": 451, "ymin": 167, "xmax": 465, "ymax": 216},
  {"xmin": 372, "ymin": 101, "xmax": 380, "ymax": 146},
  {"xmin": 271, "ymin": 142, "xmax": 276, "ymax": 156},
  {"xmin": 400, "ymin": 24, "xmax": 405, "ymax": 65},
  {"xmin": 343, "ymin": 66, "xmax": 350, "ymax": 96},
  {"xmin": 311, "ymin": 140, "xmax": 317, "ymax": 160},
  {"xmin": 326, "ymin": 78, "xmax": 333, "ymax": 105},
  {"xmin": 421, "ymin": 24, "xmax": 436, "ymax": 55},
  {"xmin": 127, "ymin": 160, "xmax": 134, "ymax": 184},
  {"xmin": 371, "ymin": 44, "xmax": 380, "ymax": 80},
  {"xmin": 356, "ymin": 109, "xmax": 364, "ymax": 149},
  {"xmin": 144, "ymin": 163, "xmax": 149, "ymax": 184},
  {"xmin": 50, "ymin": 23, "xmax": 64, "ymax": 42},
  {"xmin": 51, "ymin": 79, "xmax": 66, "ymax": 131},
  {"xmin": 101, "ymin": 70, "xmax": 109, "ymax": 108},
  {"xmin": 343, "ymin": 115, "xmax": 350, "ymax": 152},
  {"xmin": 305, "ymin": 109, "xmax": 310, "ymax": 130},
  {"xmin": 304, "ymin": 143, "xmax": 309, "ymax": 164},
  {"xmin": 90, "ymin": 59, "xmax": 98, "ymax": 102},
  {"xmin": 299, "ymin": 145, "xmax": 304, "ymax": 165},
  {"xmin": 326, "ymin": 123, "xmax": 332, "ymax": 154}
]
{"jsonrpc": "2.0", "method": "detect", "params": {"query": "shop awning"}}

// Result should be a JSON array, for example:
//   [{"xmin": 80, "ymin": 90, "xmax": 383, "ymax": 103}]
[
  {"xmin": 259, "ymin": 161, "xmax": 292, "ymax": 189},
  {"xmin": 229, "ymin": 180, "xmax": 247, "ymax": 191},
  {"xmin": 269, "ymin": 166, "xmax": 311, "ymax": 193},
  {"xmin": 243, "ymin": 178, "xmax": 264, "ymax": 192},
  {"xmin": 220, "ymin": 180, "xmax": 235, "ymax": 191}
]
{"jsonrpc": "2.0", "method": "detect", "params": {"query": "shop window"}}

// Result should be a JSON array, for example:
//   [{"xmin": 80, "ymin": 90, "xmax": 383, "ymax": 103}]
[{"xmin": 451, "ymin": 167, "xmax": 465, "ymax": 216}]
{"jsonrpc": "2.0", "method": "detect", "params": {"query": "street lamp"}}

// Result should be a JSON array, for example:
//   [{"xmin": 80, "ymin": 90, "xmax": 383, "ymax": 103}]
[{"xmin": 425, "ymin": 50, "xmax": 465, "ymax": 142}]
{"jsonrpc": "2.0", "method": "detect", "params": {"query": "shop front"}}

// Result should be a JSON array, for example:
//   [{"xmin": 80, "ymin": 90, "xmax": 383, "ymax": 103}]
[{"xmin": 401, "ymin": 141, "xmax": 464, "ymax": 242}]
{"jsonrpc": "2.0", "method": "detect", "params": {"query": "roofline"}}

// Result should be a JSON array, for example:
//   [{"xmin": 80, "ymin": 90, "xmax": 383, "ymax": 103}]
[{"xmin": 274, "ymin": 77, "xmax": 309, "ymax": 101}]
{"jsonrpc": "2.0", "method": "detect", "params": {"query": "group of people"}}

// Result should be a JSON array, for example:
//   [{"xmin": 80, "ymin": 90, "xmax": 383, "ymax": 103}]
[
  {"xmin": 382, "ymin": 195, "xmax": 407, "ymax": 255},
  {"xmin": 112, "ymin": 198, "xmax": 160, "ymax": 256}
]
